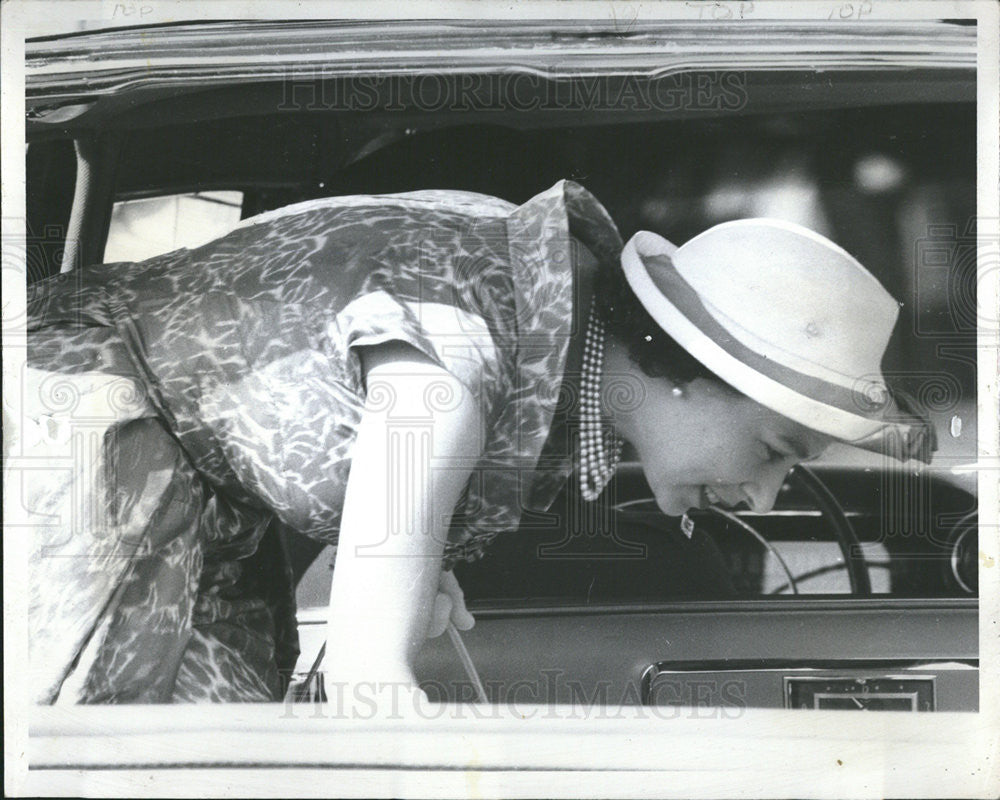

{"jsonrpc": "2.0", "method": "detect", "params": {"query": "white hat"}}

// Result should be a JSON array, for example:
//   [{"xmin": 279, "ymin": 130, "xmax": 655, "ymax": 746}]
[{"xmin": 620, "ymin": 220, "xmax": 936, "ymax": 463}]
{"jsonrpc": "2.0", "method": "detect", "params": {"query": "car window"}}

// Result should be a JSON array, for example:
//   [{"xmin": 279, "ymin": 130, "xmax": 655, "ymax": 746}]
[
  {"xmin": 27, "ymin": 58, "xmax": 979, "ymax": 619},
  {"xmin": 103, "ymin": 190, "xmax": 244, "ymax": 263}
]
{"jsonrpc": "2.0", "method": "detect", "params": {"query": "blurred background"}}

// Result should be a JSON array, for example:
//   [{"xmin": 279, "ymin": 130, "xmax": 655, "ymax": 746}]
[
  {"xmin": 90, "ymin": 105, "xmax": 978, "ymax": 475},
  {"xmin": 71, "ymin": 104, "xmax": 976, "ymax": 602}
]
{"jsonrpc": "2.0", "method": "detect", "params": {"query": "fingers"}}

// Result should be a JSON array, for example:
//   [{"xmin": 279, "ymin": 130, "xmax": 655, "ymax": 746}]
[
  {"xmin": 427, "ymin": 591, "xmax": 452, "ymax": 639},
  {"xmin": 450, "ymin": 597, "xmax": 476, "ymax": 631},
  {"xmin": 439, "ymin": 569, "xmax": 475, "ymax": 631}
]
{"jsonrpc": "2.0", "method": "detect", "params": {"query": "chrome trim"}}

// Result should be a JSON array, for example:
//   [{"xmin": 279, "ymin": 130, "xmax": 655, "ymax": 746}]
[
  {"xmin": 610, "ymin": 500, "xmax": 862, "ymax": 518},
  {"xmin": 639, "ymin": 658, "xmax": 974, "ymax": 706},
  {"xmin": 298, "ymin": 595, "xmax": 980, "ymax": 622}
]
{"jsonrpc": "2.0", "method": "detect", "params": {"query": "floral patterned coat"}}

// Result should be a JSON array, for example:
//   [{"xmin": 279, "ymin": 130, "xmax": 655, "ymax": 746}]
[{"xmin": 24, "ymin": 180, "xmax": 624, "ymax": 703}]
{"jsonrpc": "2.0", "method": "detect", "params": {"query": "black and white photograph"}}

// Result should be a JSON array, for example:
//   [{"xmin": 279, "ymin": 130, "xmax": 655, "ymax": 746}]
[{"xmin": 3, "ymin": 0, "xmax": 998, "ymax": 796}]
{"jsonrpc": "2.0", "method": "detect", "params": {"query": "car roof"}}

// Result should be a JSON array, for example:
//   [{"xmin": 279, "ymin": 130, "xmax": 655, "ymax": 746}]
[{"xmin": 26, "ymin": 19, "xmax": 976, "ymax": 133}]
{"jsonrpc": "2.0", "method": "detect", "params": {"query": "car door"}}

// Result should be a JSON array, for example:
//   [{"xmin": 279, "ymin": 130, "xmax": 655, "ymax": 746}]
[{"xmin": 23, "ymin": 16, "xmax": 980, "ymax": 717}]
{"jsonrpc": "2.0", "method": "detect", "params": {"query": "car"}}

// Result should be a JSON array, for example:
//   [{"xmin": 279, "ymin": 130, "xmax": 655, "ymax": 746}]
[{"xmin": 11, "ymin": 9, "xmax": 995, "ymax": 795}]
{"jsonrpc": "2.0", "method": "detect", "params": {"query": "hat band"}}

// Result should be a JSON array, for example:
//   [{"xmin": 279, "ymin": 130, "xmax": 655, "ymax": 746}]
[{"xmin": 649, "ymin": 257, "xmax": 892, "ymax": 418}]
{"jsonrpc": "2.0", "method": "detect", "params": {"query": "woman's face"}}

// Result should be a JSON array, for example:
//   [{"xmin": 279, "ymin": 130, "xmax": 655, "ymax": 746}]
[{"xmin": 612, "ymin": 365, "xmax": 833, "ymax": 517}]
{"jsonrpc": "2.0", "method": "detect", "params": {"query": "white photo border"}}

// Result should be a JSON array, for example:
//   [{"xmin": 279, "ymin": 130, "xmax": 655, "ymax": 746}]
[{"xmin": 3, "ymin": 1, "xmax": 998, "ymax": 797}]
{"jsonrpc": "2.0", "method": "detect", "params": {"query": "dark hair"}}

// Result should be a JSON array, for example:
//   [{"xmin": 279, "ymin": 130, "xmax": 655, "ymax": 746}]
[{"xmin": 592, "ymin": 253, "xmax": 722, "ymax": 387}]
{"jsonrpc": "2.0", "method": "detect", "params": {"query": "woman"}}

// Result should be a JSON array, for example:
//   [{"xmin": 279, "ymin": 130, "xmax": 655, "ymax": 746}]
[{"xmin": 24, "ymin": 180, "xmax": 933, "ymax": 703}]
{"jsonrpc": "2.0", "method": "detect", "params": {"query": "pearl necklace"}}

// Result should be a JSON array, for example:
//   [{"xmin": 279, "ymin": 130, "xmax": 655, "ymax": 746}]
[{"xmin": 579, "ymin": 298, "xmax": 624, "ymax": 501}]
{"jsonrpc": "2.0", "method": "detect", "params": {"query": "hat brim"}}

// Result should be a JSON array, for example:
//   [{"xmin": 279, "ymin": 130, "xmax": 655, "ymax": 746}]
[{"xmin": 621, "ymin": 235, "xmax": 937, "ymax": 464}]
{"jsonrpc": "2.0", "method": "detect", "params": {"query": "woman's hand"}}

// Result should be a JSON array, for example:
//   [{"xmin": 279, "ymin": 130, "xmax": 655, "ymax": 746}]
[{"xmin": 427, "ymin": 569, "xmax": 475, "ymax": 639}]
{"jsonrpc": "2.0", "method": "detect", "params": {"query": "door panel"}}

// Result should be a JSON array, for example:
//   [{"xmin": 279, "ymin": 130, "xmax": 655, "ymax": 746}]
[{"xmin": 410, "ymin": 599, "xmax": 978, "ymax": 710}]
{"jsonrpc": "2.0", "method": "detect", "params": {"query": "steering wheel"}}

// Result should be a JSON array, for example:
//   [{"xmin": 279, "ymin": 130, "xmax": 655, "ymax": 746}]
[
  {"xmin": 786, "ymin": 465, "xmax": 871, "ymax": 595},
  {"xmin": 612, "ymin": 464, "xmax": 871, "ymax": 596}
]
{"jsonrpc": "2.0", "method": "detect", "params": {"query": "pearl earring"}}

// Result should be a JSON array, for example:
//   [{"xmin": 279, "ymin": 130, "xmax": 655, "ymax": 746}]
[{"xmin": 671, "ymin": 386, "xmax": 683, "ymax": 398}]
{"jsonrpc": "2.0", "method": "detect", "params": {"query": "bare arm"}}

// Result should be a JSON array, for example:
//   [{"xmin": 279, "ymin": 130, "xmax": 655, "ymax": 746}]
[{"xmin": 325, "ymin": 342, "xmax": 483, "ymax": 687}]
